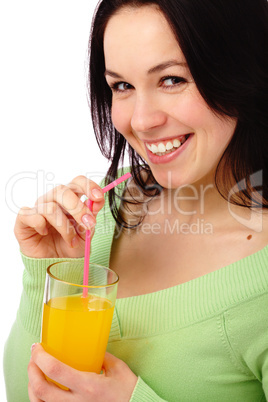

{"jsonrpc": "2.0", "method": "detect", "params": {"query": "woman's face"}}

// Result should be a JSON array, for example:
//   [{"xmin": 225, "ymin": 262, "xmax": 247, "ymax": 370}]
[{"xmin": 103, "ymin": 5, "xmax": 237, "ymax": 189}]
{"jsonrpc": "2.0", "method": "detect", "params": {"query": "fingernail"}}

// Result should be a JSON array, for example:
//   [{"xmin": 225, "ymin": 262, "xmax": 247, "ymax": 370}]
[
  {"xmin": 82, "ymin": 214, "xmax": 95, "ymax": 230},
  {"xmin": 92, "ymin": 188, "xmax": 103, "ymax": 199},
  {"xmin": 71, "ymin": 236, "xmax": 79, "ymax": 248},
  {"xmin": 31, "ymin": 343, "xmax": 37, "ymax": 352}
]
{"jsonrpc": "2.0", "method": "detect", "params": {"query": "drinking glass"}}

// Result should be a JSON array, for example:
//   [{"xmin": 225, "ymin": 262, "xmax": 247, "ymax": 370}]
[{"xmin": 41, "ymin": 261, "xmax": 119, "ymax": 378}]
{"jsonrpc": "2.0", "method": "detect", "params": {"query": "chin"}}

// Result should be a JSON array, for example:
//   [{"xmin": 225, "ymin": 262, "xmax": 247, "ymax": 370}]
[{"xmin": 150, "ymin": 169, "xmax": 189, "ymax": 190}]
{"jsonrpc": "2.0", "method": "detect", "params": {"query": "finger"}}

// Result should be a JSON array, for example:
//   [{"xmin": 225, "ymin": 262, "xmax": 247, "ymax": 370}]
[
  {"xmin": 16, "ymin": 205, "xmax": 84, "ymax": 249},
  {"xmin": 31, "ymin": 343, "xmax": 88, "ymax": 392},
  {"xmin": 101, "ymin": 352, "xmax": 138, "ymax": 398},
  {"xmin": 68, "ymin": 216, "xmax": 96, "ymax": 243},
  {"xmin": 36, "ymin": 202, "xmax": 79, "ymax": 247},
  {"xmin": 102, "ymin": 352, "xmax": 120, "ymax": 375},
  {"xmin": 68, "ymin": 177, "xmax": 105, "ymax": 216},
  {"xmin": 36, "ymin": 184, "xmax": 95, "ymax": 227},
  {"xmin": 67, "ymin": 175, "xmax": 103, "ymax": 197},
  {"xmin": 28, "ymin": 356, "xmax": 71, "ymax": 402},
  {"xmin": 69, "ymin": 175, "xmax": 104, "ymax": 198},
  {"xmin": 28, "ymin": 381, "xmax": 43, "ymax": 402},
  {"xmin": 37, "ymin": 175, "xmax": 105, "ymax": 211},
  {"xmin": 16, "ymin": 207, "xmax": 49, "ymax": 237},
  {"xmin": 102, "ymin": 352, "xmax": 133, "ymax": 379},
  {"xmin": 35, "ymin": 184, "xmax": 98, "ymax": 231},
  {"xmin": 28, "ymin": 382, "xmax": 42, "ymax": 402}
]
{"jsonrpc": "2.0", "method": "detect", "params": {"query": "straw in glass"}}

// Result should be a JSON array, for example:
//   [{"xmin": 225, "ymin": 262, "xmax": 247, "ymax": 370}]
[{"xmin": 82, "ymin": 172, "xmax": 131, "ymax": 297}]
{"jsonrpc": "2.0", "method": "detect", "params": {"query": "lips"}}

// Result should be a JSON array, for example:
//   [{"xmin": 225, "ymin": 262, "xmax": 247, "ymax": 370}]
[{"xmin": 144, "ymin": 134, "xmax": 192, "ymax": 164}]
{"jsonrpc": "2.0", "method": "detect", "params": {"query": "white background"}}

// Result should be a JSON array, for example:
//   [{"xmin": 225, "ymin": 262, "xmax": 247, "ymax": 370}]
[{"xmin": 0, "ymin": 1, "xmax": 112, "ymax": 399}]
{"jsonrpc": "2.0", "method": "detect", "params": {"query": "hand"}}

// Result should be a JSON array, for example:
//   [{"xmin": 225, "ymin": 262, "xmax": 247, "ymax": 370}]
[
  {"xmin": 15, "ymin": 176, "xmax": 105, "ymax": 258},
  {"xmin": 28, "ymin": 344, "xmax": 138, "ymax": 402}
]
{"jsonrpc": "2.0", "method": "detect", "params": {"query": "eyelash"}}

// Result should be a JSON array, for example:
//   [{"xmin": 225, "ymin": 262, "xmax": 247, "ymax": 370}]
[
  {"xmin": 109, "ymin": 75, "xmax": 187, "ymax": 93},
  {"xmin": 110, "ymin": 82, "xmax": 133, "ymax": 93},
  {"xmin": 160, "ymin": 75, "xmax": 187, "ymax": 89}
]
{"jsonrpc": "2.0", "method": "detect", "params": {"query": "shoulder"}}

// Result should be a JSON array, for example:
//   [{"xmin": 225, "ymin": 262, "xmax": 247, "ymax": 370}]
[{"xmin": 223, "ymin": 292, "xmax": 268, "ymax": 373}]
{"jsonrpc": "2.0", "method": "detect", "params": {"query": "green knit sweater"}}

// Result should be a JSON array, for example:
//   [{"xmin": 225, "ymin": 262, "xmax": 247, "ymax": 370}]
[{"xmin": 4, "ymin": 200, "xmax": 268, "ymax": 401}]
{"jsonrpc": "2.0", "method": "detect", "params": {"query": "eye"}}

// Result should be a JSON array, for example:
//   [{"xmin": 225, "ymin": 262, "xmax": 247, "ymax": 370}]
[
  {"xmin": 160, "ymin": 76, "xmax": 187, "ymax": 89},
  {"xmin": 109, "ymin": 81, "xmax": 133, "ymax": 93}
]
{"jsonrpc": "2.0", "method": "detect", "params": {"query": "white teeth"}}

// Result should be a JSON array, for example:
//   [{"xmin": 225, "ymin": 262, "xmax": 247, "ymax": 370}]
[
  {"xmin": 146, "ymin": 137, "xmax": 185, "ymax": 155},
  {"xmin": 173, "ymin": 139, "xmax": 181, "ymax": 148},
  {"xmin": 151, "ymin": 144, "xmax": 158, "ymax": 153},
  {"xmin": 166, "ymin": 141, "xmax": 173, "ymax": 150},
  {"xmin": 157, "ymin": 143, "xmax": 166, "ymax": 153}
]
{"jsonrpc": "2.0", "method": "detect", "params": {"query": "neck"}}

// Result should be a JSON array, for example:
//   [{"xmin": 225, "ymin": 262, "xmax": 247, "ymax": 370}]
[{"xmin": 161, "ymin": 180, "xmax": 228, "ymax": 219}]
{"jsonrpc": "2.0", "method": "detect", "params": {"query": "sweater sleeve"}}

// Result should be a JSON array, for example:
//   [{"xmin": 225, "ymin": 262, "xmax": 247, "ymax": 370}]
[
  {"xmin": 3, "ymin": 253, "xmax": 84, "ymax": 402},
  {"xmin": 130, "ymin": 377, "xmax": 168, "ymax": 401},
  {"xmin": 223, "ymin": 292, "xmax": 268, "ymax": 400}
]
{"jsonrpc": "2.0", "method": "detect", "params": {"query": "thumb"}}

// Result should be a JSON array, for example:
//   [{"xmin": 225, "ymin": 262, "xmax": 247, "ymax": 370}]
[{"xmin": 102, "ymin": 352, "xmax": 123, "ymax": 375}]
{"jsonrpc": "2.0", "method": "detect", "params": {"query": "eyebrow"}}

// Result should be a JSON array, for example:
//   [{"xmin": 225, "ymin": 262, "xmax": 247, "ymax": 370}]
[
  {"xmin": 104, "ymin": 60, "xmax": 187, "ymax": 79},
  {"xmin": 148, "ymin": 60, "xmax": 187, "ymax": 74}
]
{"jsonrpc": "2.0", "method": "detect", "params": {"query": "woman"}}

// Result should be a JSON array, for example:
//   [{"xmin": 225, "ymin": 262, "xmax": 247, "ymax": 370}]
[{"xmin": 4, "ymin": 0, "xmax": 268, "ymax": 400}]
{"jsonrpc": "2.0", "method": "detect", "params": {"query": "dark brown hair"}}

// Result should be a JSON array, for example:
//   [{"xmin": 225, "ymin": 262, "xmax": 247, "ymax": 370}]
[{"xmin": 88, "ymin": 0, "xmax": 268, "ymax": 225}]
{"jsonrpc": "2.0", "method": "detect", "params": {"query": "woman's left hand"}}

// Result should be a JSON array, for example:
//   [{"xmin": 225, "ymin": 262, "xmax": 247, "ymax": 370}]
[{"xmin": 28, "ymin": 344, "xmax": 138, "ymax": 401}]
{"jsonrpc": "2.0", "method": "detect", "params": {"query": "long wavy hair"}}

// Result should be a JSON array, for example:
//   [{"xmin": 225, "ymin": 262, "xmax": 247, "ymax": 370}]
[{"xmin": 88, "ymin": 0, "xmax": 268, "ymax": 226}]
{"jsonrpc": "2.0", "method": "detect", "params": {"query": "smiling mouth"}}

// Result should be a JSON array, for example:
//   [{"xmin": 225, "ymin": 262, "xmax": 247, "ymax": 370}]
[{"xmin": 145, "ymin": 134, "xmax": 191, "ymax": 156}]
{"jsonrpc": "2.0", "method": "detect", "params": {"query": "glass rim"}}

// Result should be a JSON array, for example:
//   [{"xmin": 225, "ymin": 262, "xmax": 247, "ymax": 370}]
[{"xmin": 46, "ymin": 261, "xmax": 119, "ymax": 289}]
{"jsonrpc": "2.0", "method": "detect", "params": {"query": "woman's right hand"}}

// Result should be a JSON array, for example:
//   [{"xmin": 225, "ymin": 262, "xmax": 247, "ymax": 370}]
[{"xmin": 14, "ymin": 176, "xmax": 105, "ymax": 259}]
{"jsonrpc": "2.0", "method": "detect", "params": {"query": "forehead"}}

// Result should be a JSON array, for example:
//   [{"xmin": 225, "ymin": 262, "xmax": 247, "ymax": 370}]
[{"xmin": 103, "ymin": 5, "xmax": 185, "ymax": 70}]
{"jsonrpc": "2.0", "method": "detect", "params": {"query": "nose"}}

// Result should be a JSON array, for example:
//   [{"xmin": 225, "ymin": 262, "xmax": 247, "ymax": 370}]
[{"xmin": 130, "ymin": 93, "xmax": 167, "ymax": 133}]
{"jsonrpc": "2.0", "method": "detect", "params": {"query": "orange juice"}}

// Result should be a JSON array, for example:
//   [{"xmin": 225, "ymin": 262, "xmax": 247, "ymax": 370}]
[{"xmin": 41, "ymin": 293, "xmax": 114, "ymax": 374}]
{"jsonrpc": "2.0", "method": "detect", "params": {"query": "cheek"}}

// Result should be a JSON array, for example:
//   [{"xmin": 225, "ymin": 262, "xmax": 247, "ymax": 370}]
[
  {"xmin": 169, "ymin": 91, "xmax": 208, "ymax": 128},
  {"xmin": 216, "ymin": 119, "xmax": 237, "ymax": 149},
  {"xmin": 111, "ymin": 103, "xmax": 130, "ymax": 135},
  {"xmin": 171, "ymin": 91, "xmax": 236, "ymax": 142}
]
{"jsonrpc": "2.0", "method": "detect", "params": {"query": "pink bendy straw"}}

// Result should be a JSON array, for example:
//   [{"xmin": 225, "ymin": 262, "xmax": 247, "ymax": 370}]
[{"xmin": 83, "ymin": 172, "xmax": 132, "ymax": 297}]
